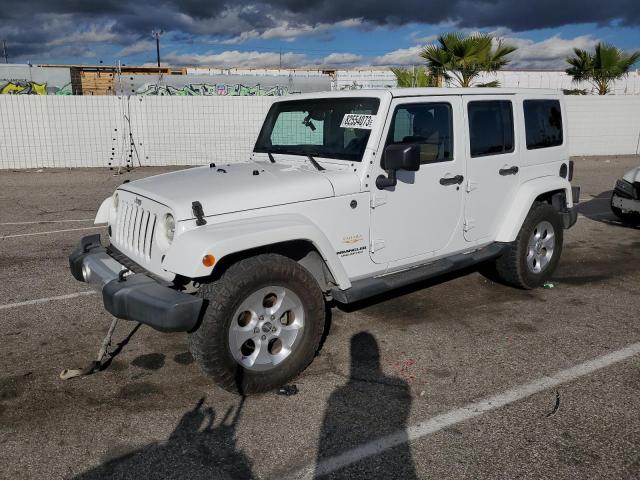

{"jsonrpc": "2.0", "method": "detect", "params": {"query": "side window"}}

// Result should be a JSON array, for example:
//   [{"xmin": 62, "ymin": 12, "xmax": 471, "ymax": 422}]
[
  {"xmin": 468, "ymin": 101, "xmax": 514, "ymax": 157},
  {"xmin": 385, "ymin": 102, "xmax": 453, "ymax": 163},
  {"xmin": 523, "ymin": 100, "xmax": 563, "ymax": 149}
]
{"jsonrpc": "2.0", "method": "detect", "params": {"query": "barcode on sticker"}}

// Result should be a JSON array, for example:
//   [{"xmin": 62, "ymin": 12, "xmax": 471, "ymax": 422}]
[{"xmin": 340, "ymin": 114, "xmax": 375, "ymax": 129}]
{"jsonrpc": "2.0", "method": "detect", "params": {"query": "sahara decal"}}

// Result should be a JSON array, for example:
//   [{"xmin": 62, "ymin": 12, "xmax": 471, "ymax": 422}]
[
  {"xmin": 342, "ymin": 233, "xmax": 364, "ymax": 245},
  {"xmin": 336, "ymin": 246, "xmax": 367, "ymax": 258}
]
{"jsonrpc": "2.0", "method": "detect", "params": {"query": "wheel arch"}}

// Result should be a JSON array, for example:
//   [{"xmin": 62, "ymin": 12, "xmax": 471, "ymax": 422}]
[
  {"xmin": 205, "ymin": 240, "xmax": 337, "ymax": 292},
  {"xmin": 495, "ymin": 176, "xmax": 572, "ymax": 242},
  {"xmin": 162, "ymin": 214, "xmax": 351, "ymax": 290}
]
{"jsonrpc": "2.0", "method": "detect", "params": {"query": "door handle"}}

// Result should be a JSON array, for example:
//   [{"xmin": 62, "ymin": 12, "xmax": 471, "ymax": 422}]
[
  {"xmin": 499, "ymin": 166, "xmax": 519, "ymax": 176},
  {"xmin": 439, "ymin": 175, "xmax": 464, "ymax": 186}
]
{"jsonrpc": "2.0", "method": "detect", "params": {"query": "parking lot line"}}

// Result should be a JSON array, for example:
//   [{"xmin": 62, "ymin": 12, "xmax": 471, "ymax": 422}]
[
  {"xmin": 0, "ymin": 226, "xmax": 104, "ymax": 240},
  {"xmin": 290, "ymin": 342, "xmax": 640, "ymax": 480},
  {"xmin": 0, "ymin": 219, "xmax": 94, "ymax": 226},
  {"xmin": 0, "ymin": 291, "xmax": 97, "ymax": 311}
]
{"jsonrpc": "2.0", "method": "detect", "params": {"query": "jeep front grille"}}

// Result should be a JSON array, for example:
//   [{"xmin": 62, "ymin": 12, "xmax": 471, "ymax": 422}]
[{"xmin": 113, "ymin": 199, "xmax": 158, "ymax": 261}]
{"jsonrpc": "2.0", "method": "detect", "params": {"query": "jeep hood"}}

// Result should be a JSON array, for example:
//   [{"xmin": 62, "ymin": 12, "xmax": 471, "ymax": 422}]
[
  {"xmin": 622, "ymin": 166, "xmax": 640, "ymax": 184},
  {"xmin": 119, "ymin": 160, "xmax": 359, "ymax": 220}
]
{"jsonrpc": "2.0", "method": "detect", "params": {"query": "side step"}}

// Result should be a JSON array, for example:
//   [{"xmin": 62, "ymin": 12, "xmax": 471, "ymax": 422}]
[{"xmin": 331, "ymin": 243, "xmax": 507, "ymax": 304}]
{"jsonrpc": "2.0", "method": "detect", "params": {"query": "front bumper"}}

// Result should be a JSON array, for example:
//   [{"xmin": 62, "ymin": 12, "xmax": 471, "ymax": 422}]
[
  {"xmin": 69, "ymin": 235, "xmax": 203, "ymax": 332},
  {"xmin": 612, "ymin": 192, "xmax": 640, "ymax": 214}
]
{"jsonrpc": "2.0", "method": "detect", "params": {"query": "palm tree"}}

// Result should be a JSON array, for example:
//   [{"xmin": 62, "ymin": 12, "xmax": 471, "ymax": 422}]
[
  {"xmin": 420, "ymin": 32, "xmax": 517, "ymax": 87},
  {"xmin": 391, "ymin": 66, "xmax": 437, "ymax": 87},
  {"xmin": 566, "ymin": 43, "xmax": 640, "ymax": 95}
]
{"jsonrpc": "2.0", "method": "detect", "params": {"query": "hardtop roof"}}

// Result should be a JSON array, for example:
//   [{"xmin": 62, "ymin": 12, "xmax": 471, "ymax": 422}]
[{"xmin": 275, "ymin": 87, "xmax": 561, "ymax": 102}]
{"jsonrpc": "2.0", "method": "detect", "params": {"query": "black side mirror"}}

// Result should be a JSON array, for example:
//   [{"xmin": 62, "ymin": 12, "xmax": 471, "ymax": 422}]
[{"xmin": 377, "ymin": 144, "xmax": 421, "ymax": 189}]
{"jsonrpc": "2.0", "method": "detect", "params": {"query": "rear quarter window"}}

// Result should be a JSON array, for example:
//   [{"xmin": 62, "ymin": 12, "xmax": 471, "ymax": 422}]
[
  {"xmin": 468, "ymin": 100, "xmax": 514, "ymax": 157},
  {"xmin": 523, "ymin": 100, "xmax": 563, "ymax": 149}
]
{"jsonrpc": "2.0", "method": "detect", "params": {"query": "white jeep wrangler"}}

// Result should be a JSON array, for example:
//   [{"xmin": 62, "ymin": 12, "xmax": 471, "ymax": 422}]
[{"xmin": 70, "ymin": 88, "xmax": 579, "ymax": 394}]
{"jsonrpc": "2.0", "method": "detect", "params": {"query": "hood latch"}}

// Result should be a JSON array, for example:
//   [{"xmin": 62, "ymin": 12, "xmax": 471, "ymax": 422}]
[{"xmin": 192, "ymin": 201, "xmax": 207, "ymax": 226}]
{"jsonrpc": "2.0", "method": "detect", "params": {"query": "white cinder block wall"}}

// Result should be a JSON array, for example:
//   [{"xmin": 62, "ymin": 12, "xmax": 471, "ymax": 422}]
[
  {"xmin": 564, "ymin": 96, "xmax": 640, "ymax": 156},
  {"xmin": 0, "ymin": 95, "xmax": 638, "ymax": 169}
]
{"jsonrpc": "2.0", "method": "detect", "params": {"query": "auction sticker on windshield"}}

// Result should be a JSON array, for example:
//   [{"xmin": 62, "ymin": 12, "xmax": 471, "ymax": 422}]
[{"xmin": 340, "ymin": 114, "xmax": 376, "ymax": 129}]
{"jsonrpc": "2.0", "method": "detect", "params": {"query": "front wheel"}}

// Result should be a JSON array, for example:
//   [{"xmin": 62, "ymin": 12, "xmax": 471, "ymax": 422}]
[
  {"xmin": 491, "ymin": 203, "xmax": 564, "ymax": 289},
  {"xmin": 189, "ymin": 254, "xmax": 325, "ymax": 395}
]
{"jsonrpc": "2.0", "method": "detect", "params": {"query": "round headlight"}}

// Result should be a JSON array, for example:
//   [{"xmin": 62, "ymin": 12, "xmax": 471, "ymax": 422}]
[
  {"xmin": 113, "ymin": 192, "xmax": 119, "ymax": 210},
  {"xmin": 164, "ymin": 213, "xmax": 175, "ymax": 243}
]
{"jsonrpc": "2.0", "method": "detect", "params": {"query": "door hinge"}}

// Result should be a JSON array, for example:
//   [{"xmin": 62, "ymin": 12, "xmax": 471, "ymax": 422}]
[
  {"xmin": 466, "ymin": 180, "xmax": 478, "ymax": 193},
  {"xmin": 463, "ymin": 219, "xmax": 476, "ymax": 232},
  {"xmin": 371, "ymin": 239, "xmax": 386, "ymax": 253},
  {"xmin": 370, "ymin": 193, "xmax": 387, "ymax": 209}
]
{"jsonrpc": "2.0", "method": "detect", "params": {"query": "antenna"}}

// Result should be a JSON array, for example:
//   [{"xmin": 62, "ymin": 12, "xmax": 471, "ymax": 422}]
[
  {"xmin": 151, "ymin": 30, "xmax": 163, "ymax": 69},
  {"xmin": 2, "ymin": 40, "xmax": 7, "ymax": 64}
]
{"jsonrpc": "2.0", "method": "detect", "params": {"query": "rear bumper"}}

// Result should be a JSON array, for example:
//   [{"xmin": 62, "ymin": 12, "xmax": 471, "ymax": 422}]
[
  {"xmin": 69, "ymin": 235, "xmax": 203, "ymax": 332},
  {"xmin": 561, "ymin": 186, "xmax": 580, "ymax": 229}
]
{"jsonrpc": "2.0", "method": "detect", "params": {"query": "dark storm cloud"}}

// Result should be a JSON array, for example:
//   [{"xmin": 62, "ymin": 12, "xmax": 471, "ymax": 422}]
[
  {"xmin": 1, "ymin": 0, "xmax": 639, "ymax": 60},
  {"xmin": 272, "ymin": 0, "xmax": 640, "ymax": 30}
]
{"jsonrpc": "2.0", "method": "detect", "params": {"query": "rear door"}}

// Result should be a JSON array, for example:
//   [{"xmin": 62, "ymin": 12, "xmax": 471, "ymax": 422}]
[{"xmin": 463, "ymin": 96, "xmax": 521, "ymax": 242}]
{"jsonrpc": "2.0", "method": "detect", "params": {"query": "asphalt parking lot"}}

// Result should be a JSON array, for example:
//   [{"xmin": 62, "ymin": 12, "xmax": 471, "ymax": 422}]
[{"xmin": 1, "ymin": 156, "xmax": 639, "ymax": 479}]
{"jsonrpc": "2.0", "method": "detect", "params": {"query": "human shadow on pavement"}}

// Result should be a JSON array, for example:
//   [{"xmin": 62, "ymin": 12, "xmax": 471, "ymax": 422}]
[
  {"xmin": 314, "ymin": 332, "xmax": 417, "ymax": 479},
  {"xmin": 74, "ymin": 397, "xmax": 254, "ymax": 480},
  {"xmin": 578, "ymin": 190, "xmax": 640, "ymax": 230}
]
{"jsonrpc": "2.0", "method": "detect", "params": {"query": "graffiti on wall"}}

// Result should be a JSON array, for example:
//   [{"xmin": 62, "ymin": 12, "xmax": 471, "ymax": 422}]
[
  {"xmin": 135, "ymin": 83, "xmax": 288, "ymax": 96},
  {"xmin": 0, "ymin": 80, "xmax": 73, "ymax": 95}
]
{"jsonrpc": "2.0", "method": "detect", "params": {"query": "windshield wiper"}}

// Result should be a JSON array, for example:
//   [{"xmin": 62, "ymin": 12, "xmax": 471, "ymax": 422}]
[
  {"xmin": 306, "ymin": 154, "xmax": 325, "ymax": 171},
  {"xmin": 267, "ymin": 152, "xmax": 276, "ymax": 163}
]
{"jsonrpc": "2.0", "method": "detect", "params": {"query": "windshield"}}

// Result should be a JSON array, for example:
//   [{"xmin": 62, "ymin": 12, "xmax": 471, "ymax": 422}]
[{"xmin": 254, "ymin": 97, "xmax": 380, "ymax": 162}]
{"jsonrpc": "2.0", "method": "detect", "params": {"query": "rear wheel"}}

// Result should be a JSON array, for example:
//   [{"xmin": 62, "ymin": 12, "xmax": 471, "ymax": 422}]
[
  {"xmin": 491, "ymin": 203, "xmax": 564, "ymax": 289},
  {"xmin": 189, "ymin": 254, "xmax": 325, "ymax": 395}
]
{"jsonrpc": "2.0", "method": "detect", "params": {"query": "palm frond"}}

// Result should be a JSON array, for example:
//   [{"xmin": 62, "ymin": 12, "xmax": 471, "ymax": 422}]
[
  {"xmin": 419, "ymin": 32, "xmax": 516, "ymax": 87},
  {"xmin": 566, "ymin": 42, "xmax": 640, "ymax": 94}
]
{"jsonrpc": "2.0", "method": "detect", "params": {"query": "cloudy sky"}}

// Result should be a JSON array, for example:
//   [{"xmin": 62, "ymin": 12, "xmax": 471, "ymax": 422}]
[{"xmin": 1, "ymin": 0, "xmax": 639, "ymax": 69}]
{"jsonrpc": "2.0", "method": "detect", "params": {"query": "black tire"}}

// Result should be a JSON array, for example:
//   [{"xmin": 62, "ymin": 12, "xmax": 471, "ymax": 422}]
[
  {"xmin": 611, "ymin": 193, "xmax": 640, "ymax": 224},
  {"xmin": 189, "ymin": 253, "xmax": 325, "ymax": 395},
  {"xmin": 492, "ymin": 202, "xmax": 564, "ymax": 289}
]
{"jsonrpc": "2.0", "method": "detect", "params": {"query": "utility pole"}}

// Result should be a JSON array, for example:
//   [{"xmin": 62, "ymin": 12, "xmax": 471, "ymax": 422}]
[
  {"xmin": 2, "ymin": 40, "xmax": 8, "ymax": 64},
  {"xmin": 151, "ymin": 30, "xmax": 163, "ymax": 69}
]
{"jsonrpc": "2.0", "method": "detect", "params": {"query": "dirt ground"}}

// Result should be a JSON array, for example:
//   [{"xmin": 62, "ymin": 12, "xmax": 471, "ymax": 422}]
[{"xmin": 0, "ymin": 156, "xmax": 639, "ymax": 479}]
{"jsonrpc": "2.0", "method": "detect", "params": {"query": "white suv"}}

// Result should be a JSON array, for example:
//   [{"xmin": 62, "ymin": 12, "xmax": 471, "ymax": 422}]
[
  {"xmin": 611, "ymin": 165, "xmax": 640, "ymax": 222},
  {"xmin": 70, "ymin": 88, "xmax": 579, "ymax": 394}
]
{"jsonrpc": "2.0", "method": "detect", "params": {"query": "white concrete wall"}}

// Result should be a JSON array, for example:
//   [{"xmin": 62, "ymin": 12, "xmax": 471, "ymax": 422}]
[
  {"xmin": 0, "ymin": 94, "xmax": 638, "ymax": 169},
  {"xmin": 565, "ymin": 96, "xmax": 640, "ymax": 156},
  {"xmin": 458, "ymin": 70, "xmax": 640, "ymax": 95}
]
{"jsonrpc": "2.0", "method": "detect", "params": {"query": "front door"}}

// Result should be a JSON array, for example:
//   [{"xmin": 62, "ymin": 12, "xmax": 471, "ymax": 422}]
[
  {"xmin": 463, "ymin": 96, "xmax": 521, "ymax": 242},
  {"xmin": 370, "ymin": 96, "xmax": 465, "ymax": 265}
]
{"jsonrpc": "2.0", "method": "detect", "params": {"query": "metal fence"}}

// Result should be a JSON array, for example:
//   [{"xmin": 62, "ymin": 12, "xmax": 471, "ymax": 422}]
[{"xmin": 0, "ymin": 95, "xmax": 273, "ymax": 169}]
